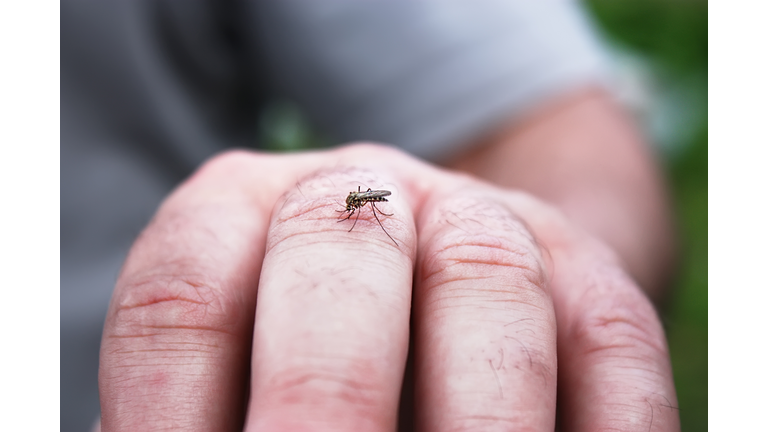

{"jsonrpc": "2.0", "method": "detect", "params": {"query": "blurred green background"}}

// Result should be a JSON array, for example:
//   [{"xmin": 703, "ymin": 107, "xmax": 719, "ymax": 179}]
[
  {"xmin": 585, "ymin": 1, "xmax": 708, "ymax": 431},
  {"xmin": 260, "ymin": 1, "xmax": 708, "ymax": 429}
]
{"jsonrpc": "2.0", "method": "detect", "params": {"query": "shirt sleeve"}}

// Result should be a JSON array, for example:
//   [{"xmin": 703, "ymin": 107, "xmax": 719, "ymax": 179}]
[{"xmin": 247, "ymin": 0, "xmax": 611, "ymax": 162}]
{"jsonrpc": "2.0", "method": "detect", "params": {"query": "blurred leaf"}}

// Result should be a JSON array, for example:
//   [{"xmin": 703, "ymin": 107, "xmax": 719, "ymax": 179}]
[
  {"xmin": 586, "ymin": 0, "xmax": 707, "ymax": 74},
  {"xmin": 258, "ymin": 100, "xmax": 331, "ymax": 152}
]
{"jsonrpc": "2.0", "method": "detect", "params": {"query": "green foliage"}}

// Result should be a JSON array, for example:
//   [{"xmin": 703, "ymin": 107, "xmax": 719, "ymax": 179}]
[
  {"xmin": 587, "ymin": 0, "xmax": 707, "ymax": 74},
  {"xmin": 258, "ymin": 101, "xmax": 330, "ymax": 152}
]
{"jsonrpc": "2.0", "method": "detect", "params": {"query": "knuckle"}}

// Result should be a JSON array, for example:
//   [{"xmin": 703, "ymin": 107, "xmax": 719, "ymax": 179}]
[
  {"xmin": 275, "ymin": 184, "xmax": 337, "ymax": 225},
  {"xmin": 189, "ymin": 149, "xmax": 271, "ymax": 186},
  {"xmin": 267, "ymin": 169, "xmax": 404, "ymax": 251},
  {"xmin": 110, "ymin": 271, "xmax": 243, "ymax": 337},
  {"xmin": 423, "ymin": 234, "xmax": 543, "ymax": 286},
  {"xmin": 264, "ymin": 363, "xmax": 384, "ymax": 417},
  {"xmin": 266, "ymin": 192, "xmax": 339, "ymax": 253},
  {"xmin": 338, "ymin": 141, "xmax": 404, "ymax": 159},
  {"xmin": 569, "ymin": 270, "xmax": 668, "ymax": 359},
  {"xmin": 419, "ymin": 196, "xmax": 548, "ymax": 303},
  {"xmin": 199, "ymin": 149, "xmax": 260, "ymax": 173},
  {"xmin": 419, "ymin": 233, "xmax": 549, "ymax": 315}
]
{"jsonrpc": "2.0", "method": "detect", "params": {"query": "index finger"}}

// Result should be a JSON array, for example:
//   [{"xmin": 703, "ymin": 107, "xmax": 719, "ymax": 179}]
[{"xmin": 98, "ymin": 151, "xmax": 311, "ymax": 431}]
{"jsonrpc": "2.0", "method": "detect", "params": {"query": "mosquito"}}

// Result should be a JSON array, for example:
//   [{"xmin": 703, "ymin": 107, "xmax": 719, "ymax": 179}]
[{"xmin": 337, "ymin": 186, "xmax": 398, "ymax": 246}]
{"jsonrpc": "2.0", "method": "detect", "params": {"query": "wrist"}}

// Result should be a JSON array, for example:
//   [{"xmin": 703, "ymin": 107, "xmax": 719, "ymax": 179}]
[{"xmin": 443, "ymin": 88, "xmax": 676, "ymax": 302}]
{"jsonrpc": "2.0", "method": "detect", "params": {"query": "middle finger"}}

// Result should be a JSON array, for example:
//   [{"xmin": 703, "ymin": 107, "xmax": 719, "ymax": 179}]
[{"xmin": 245, "ymin": 168, "xmax": 416, "ymax": 432}]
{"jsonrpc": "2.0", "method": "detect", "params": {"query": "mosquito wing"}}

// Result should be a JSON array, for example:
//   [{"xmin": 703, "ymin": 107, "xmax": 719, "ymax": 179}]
[{"xmin": 357, "ymin": 189, "xmax": 392, "ymax": 199}]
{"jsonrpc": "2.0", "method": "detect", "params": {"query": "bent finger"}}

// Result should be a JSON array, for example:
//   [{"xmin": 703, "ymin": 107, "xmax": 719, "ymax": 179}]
[
  {"xmin": 412, "ymin": 186, "xmax": 558, "ymax": 431},
  {"xmin": 513, "ymin": 198, "xmax": 680, "ymax": 431},
  {"xmin": 554, "ymin": 247, "xmax": 679, "ymax": 431},
  {"xmin": 99, "ymin": 151, "xmax": 299, "ymax": 431},
  {"xmin": 245, "ymin": 167, "xmax": 417, "ymax": 432}
]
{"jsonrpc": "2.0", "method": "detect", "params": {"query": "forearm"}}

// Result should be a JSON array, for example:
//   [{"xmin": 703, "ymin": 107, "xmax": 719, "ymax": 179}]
[{"xmin": 444, "ymin": 88, "xmax": 676, "ymax": 302}]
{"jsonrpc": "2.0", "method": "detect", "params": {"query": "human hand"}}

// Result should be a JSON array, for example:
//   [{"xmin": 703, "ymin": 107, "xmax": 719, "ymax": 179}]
[{"xmin": 98, "ymin": 144, "xmax": 679, "ymax": 431}]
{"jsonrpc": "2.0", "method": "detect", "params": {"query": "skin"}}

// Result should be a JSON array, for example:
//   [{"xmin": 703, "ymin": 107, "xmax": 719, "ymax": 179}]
[
  {"xmin": 447, "ymin": 89, "xmax": 676, "ymax": 302},
  {"xmin": 98, "ymin": 89, "xmax": 680, "ymax": 431}
]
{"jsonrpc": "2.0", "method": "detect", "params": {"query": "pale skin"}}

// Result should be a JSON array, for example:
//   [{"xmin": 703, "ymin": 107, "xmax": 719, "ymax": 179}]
[{"xmin": 98, "ymin": 90, "xmax": 680, "ymax": 431}]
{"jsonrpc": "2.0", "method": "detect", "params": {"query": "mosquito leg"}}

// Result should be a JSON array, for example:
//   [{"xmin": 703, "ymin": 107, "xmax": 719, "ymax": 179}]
[
  {"xmin": 338, "ymin": 208, "xmax": 355, "ymax": 222},
  {"xmin": 372, "ymin": 202, "xmax": 393, "ymax": 217},
  {"xmin": 349, "ymin": 204, "xmax": 363, "ymax": 232},
  {"xmin": 371, "ymin": 203, "xmax": 398, "ymax": 246}
]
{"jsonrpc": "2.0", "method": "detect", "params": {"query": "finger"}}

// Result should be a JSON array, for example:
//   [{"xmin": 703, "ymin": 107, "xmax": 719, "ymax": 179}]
[
  {"xmin": 412, "ymin": 186, "xmax": 558, "ymax": 431},
  {"xmin": 99, "ymin": 151, "xmax": 298, "ymax": 431},
  {"xmin": 512, "ymin": 198, "xmax": 680, "ymax": 431},
  {"xmin": 552, "ymin": 245, "xmax": 680, "ymax": 431},
  {"xmin": 245, "ymin": 167, "xmax": 417, "ymax": 432}
]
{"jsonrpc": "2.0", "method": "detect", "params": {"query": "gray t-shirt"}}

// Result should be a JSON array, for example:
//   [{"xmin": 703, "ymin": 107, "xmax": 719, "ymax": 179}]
[{"xmin": 61, "ymin": 1, "xmax": 608, "ymax": 430}]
